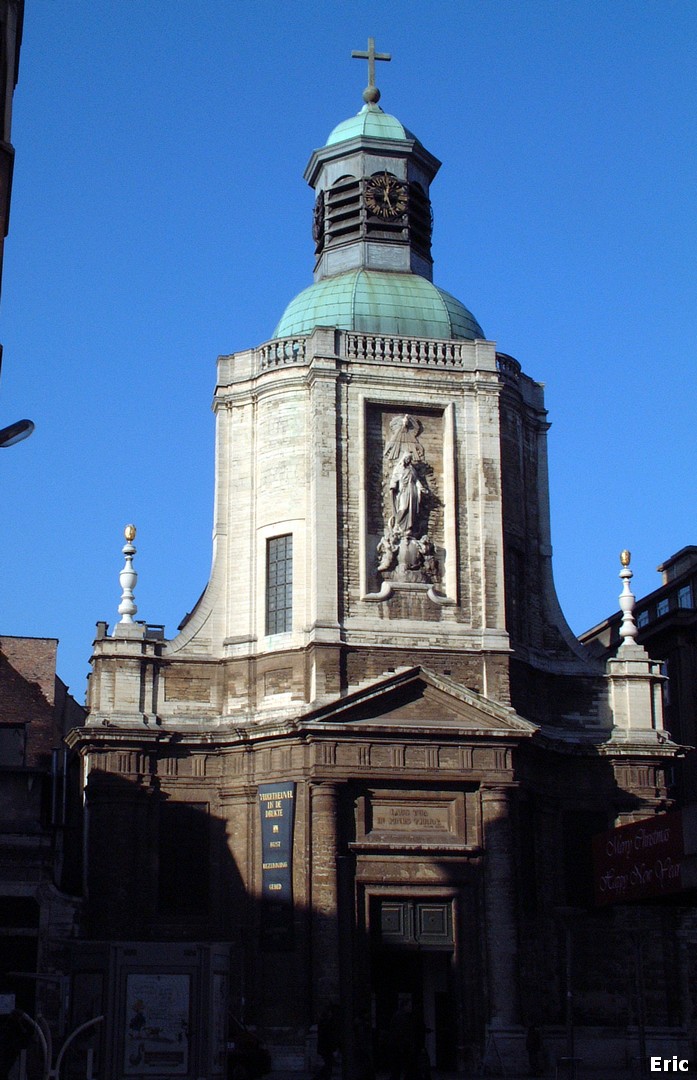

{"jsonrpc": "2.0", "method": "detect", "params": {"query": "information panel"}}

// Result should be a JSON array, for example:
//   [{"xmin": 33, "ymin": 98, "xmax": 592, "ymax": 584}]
[
  {"xmin": 123, "ymin": 973, "xmax": 190, "ymax": 1075},
  {"xmin": 258, "ymin": 782, "xmax": 296, "ymax": 950}
]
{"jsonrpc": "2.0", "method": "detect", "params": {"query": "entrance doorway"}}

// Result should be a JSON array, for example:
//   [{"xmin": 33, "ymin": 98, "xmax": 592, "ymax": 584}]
[{"xmin": 370, "ymin": 899, "xmax": 457, "ymax": 1072}]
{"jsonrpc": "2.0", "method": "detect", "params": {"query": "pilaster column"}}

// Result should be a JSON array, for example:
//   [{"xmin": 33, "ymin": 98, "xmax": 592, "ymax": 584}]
[
  {"xmin": 481, "ymin": 785, "xmax": 520, "ymax": 1026},
  {"xmin": 311, "ymin": 782, "xmax": 341, "ymax": 1010},
  {"xmin": 84, "ymin": 758, "xmax": 157, "ymax": 938}
]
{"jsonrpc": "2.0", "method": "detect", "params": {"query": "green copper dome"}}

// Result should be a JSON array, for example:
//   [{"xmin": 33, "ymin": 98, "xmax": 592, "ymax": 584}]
[
  {"xmin": 326, "ymin": 104, "xmax": 416, "ymax": 146},
  {"xmin": 273, "ymin": 270, "xmax": 484, "ymax": 341}
]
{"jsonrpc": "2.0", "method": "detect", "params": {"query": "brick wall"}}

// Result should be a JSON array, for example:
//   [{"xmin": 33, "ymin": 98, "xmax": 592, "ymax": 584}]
[{"xmin": 0, "ymin": 636, "xmax": 58, "ymax": 767}]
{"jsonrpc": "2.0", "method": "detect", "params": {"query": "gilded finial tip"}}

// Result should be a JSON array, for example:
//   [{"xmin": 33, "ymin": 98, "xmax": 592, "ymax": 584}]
[
  {"xmin": 620, "ymin": 549, "xmax": 631, "ymax": 567},
  {"xmin": 124, "ymin": 524, "xmax": 137, "ymax": 542}
]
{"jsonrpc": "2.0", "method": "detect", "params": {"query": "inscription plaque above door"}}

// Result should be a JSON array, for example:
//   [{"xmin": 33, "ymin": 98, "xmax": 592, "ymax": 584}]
[{"xmin": 372, "ymin": 802, "xmax": 451, "ymax": 832}]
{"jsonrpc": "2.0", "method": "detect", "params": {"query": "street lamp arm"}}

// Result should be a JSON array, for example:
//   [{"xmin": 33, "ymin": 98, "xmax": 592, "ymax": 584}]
[
  {"xmin": 0, "ymin": 417, "xmax": 34, "ymax": 446},
  {"xmin": 16, "ymin": 1011, "xmax": 49, "ymax": 1079},
  {"xmin": 53, "ymin": 1015, "xmax": 105, "ymax": 1080}
]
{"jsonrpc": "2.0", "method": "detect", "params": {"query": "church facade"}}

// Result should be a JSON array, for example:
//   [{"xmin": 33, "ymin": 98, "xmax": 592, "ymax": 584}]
[{"xmin": 64, "ymin": 47, "xmax": 694, "ymax": 1079}]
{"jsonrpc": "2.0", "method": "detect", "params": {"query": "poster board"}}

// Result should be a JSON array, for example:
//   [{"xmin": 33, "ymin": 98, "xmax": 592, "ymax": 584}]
[{"xmin": 123, "ymin": 973, "xmax": 191, "ymax": 1075}]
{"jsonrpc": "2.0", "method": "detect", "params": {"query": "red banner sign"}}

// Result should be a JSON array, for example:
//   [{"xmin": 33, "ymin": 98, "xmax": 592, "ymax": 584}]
[{"xmin": 593, "ymin": 811, "xmax": 684, "ymax": 906}]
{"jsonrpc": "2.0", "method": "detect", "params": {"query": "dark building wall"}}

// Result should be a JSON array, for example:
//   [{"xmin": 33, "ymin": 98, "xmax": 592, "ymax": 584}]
[
  {"xmin": 0, "ymin": 634, "xmax": 85, "ymax": 1022},
  {"xmin": 0, "ymin": 636, "xmax": 61, "ymax": 766},
  {"xmin": 68, "ymin": 697, "xmax": 686, "ymax": 1073},
  {"xmin": 0, "ymin": 0, "xmax": 22, "ymax": 286}
]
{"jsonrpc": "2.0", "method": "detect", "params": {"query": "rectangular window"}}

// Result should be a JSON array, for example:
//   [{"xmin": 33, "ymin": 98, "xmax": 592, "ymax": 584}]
[
  {"xmin": 505, "ymin": 547, "xmax": 525, "ymax": 643},
  {"xmin": 158, "ymin": 801, "xmax": 210, "ymax": 915},
  {"xmin": 266, "ymin": 534, "xmax": 293, "ymax": 634},
  {"xmin": 563, "ymin": 810, "xmax": 607, "ymax": 906},
  {"xmin": 661, "ymin": 660, "xmax": 671, "ymax": 707},
  {"xmin": 0, "ymin": 726, "xmax": 25, "ymax": 766},
  {"xmin": 656, "ymin": 597, "xmax": 670, "ymax": 618},
  {"xmin": 636, "ymin": 609, "xmax": 649, "ymax": 628},
  {"xmin": 678, "ymin": 584, "xmax": 693, "ymax": 609}
]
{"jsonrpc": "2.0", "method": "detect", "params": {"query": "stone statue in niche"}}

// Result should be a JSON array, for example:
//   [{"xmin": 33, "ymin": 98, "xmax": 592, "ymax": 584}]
[
  {"xmin": 390, "ymin": 452, "xmax": 427, "ymax": 534},
  {"xmin": 384, "ymin": 412, "xmax": 425, "ymax": 464},
  {"xmin": 377, "ymin": 415, "xmax": 440, "ymax": 583}
]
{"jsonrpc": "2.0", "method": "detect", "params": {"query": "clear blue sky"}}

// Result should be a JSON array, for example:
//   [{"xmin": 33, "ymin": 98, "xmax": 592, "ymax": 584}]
[{"xmin": 2, "ymin": 1, "xmax": 695, "ymax": 702}]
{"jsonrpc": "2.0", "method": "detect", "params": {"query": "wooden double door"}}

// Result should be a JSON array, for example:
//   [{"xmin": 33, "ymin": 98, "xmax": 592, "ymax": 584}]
[{"xmin": 370, "ymin": 898, "xmax": 458, "ymax": 1072}]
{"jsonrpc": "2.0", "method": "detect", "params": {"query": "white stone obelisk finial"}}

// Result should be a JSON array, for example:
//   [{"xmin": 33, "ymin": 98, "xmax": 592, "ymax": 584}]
[
  {"xmin": 608, "ymin": 548, "xmax": 666, "ymax": 738},
  {"xmin": 618, "ymin": 549, "xmax": 638, "ymax": 642},
  {"xmin": 117, "ymin": 524, "xmax": 138, "ymax": 624}
]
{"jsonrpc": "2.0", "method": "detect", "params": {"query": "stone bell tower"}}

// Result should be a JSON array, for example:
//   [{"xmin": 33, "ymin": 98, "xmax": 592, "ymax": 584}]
[
  {"xmin": 83, "ymin": 39, "xmax": 606, "ymax": 726},
  {"xmin": 309, "ymin": 38, "xmax": 438, "ymax": 283}
]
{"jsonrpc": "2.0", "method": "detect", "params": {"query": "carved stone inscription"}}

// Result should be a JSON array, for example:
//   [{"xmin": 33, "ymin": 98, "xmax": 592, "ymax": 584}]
[
  {"xmin": 367, "ymin": 407, "xmax": 444, "ymax": 590},
  {"xmin": 372, "ymin": 802, "xmax": 451, "ymax": 833}
]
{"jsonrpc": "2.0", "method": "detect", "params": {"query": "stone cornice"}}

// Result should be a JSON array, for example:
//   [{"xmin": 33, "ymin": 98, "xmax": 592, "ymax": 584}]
[{"xmin": 303, "ymin": 134, "xmax": 441, "ymax": 190}]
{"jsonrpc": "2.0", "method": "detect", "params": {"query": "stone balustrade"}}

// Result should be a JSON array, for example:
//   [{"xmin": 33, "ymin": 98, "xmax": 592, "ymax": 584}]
[
  {"xmin": 343, "ymin": 332, "xmax": 467, "ymax": 365},
  {"xmin": 252, "ymin": 330, "xmax": 507, "ymax": 377},
  {"xmin": 258, "ymin": 336, "xmax": 307, "ymax": 369},
  {"xmin": 495, "ymin": 351, "xmax": 522, "ymax": 382}
]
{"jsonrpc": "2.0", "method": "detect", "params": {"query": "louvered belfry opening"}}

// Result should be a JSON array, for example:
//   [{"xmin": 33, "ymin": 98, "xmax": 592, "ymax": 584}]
[{"xmin": 326, "ymin": 174, "xmax": 361, "ymax": 246}]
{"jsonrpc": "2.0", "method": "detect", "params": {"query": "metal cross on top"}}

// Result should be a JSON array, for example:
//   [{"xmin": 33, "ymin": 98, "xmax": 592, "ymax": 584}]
[{"xmin": 351, "ymin": 36, "xmax": 391, "ymax": 103}]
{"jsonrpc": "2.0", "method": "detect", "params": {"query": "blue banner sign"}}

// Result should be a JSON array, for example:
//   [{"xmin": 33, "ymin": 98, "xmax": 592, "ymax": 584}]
[{"xmin": 258, "ymin": 782, "xmax": 296, "ymax": 950}]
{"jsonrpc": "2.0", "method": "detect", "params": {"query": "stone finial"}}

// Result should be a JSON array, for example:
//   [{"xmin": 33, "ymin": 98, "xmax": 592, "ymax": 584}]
[
  {"xmin": 608, "ymin": 548, "xmax": 667, "ymax": 740},
  {"xmin": 117, "ymin": 524, "xmax": 138, "ymax": 624},
  {"xmin": 618, "ymin": 549, "xmax": 638, "ymax": 642}
]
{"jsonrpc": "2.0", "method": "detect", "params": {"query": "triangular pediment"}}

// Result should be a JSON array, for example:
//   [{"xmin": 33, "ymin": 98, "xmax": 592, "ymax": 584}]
[{"xmin": 301, "ymin": 667, "xmax": 536, "ymax": 737}]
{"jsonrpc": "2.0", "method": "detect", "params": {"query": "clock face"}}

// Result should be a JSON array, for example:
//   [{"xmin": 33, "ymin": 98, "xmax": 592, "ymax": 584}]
[{"xmin": 365, "ymin": 173, "xmax": 407, "ymax": 220}]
